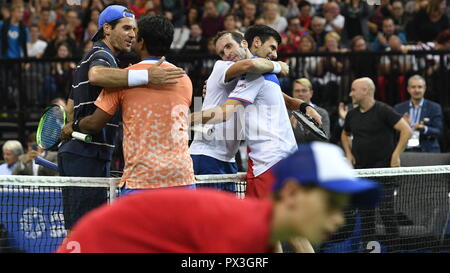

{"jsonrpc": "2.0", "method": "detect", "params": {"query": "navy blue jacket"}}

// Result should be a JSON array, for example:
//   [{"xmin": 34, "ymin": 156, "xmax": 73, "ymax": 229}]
[{"xmin": 394, "ymin": 99, "xmax": 443, "ymax": 153}]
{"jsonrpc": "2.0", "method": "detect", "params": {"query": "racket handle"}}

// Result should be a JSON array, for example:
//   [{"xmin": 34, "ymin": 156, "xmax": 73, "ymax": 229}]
[
  {"xmin": 72, "ymin": 131, "xmax": 92, "ymax": 142},
  {"xmin": 35, "ymin": 157, "xmax": 59, "ymax": 172},
  {"xmin": 190, "ymin": 124, "xmax": 214, "ymax": 136}
]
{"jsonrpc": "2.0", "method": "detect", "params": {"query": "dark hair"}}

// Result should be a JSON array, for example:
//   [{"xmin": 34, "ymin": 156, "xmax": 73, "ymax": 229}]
[
  {"xmin": 94, "ymin": 8, "xmax": 134, "ymax": 42},
  {"xmin": 137, "ymin": 15, "xmax": 174, "ymax": 57},
  {"xmin": 244, "ymin": 24, "xmax": 281, "ymax": 47},
  {"xmin": 298, "ymin": 1, "xmax": 311, "ymax": 9},
  {"xmin": 213, "ymin": 30, "xmax": 245, "ymax": 46}
]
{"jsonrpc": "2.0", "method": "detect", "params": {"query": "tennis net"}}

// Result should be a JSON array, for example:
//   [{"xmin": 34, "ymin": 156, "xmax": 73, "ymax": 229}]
[{"xmin": 0, "ymin": 166, "xmax": 449, "ymax": 253}]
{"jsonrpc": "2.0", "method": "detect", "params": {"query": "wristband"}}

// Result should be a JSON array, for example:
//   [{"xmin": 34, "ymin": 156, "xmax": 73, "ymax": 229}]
[
  {"xmin": 299, "ymin": 103, "xmax": 311, "ymax": 114},
  {"xmin": 72, "ymin": 119, "xmax": 81, "ymax": 132},
  {"xmin": 271, "ymin": 61, "xmax": 281, "ymax": 74},
  {"xmin": 128, "ymin": 70, "xmax": 149, "ymax": 87}
]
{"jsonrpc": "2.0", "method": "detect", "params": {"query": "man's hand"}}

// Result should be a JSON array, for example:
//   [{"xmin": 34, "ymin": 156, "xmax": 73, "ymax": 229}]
[
  {"xmin": 413, "ymin": 121, "xmax": 425, "ymax": 131},
  {"xmin": 61, "ymin": 122, "xmax": 74, "ymax": 141},
  {"xmin": 346, "ymin": 152, "xmax": 356, "ymax": 167},
  {"xmin": 391, "ymin": 152, "xmax": 401, "ymax": 167},
  {"xmin": 338, "ymin": 102, "xmax": 348, "ymax": 120},
  {"xmin": 22, "ymin": 149, "xmax": 41, "ymax": 164},
  {"xmin": 305, "ymin": 106, "xmax": 322, "ymax": 126},
  {"xmin": 148, "ymin": 57, "xmax": 186, "ymax": 85},
  {"xmin": 278, "ymin": 61, "xmax": 289, "ymax": 77}
]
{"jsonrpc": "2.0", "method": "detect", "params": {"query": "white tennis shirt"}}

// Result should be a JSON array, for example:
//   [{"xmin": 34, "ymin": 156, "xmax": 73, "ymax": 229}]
[
  {"xmin": 189, "ymin": 60, "xmax": 243, "ymax": 162},
  {"xmin": 228, "ymin": 73, "xmax": 297, "ymax": 176}
]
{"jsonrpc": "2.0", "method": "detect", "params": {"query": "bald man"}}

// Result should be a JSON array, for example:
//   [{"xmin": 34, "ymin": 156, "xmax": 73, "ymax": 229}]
[{"xmin": 340, "ymin": 77, "xmax": 412, "ymax": 252}]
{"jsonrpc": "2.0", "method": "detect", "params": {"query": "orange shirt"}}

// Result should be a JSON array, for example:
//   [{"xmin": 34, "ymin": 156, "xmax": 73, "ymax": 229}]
[
  {"xmin": 95, "ymin": 59, "xmax": 195, "ymax": 189},
  {"xmin": 38, "ymin": 21, "xmax": 56, "ymax": 42}
]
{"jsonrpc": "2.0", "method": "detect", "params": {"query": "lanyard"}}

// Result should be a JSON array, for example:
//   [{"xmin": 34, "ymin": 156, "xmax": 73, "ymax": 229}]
[{"xmin": 409, "ymin": 103, "xmax": 422, "ymax": 127}]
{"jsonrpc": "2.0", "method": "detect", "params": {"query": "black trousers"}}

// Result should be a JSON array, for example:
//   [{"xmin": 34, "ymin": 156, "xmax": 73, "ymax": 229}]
[{"xmin": 58, "ymin": 152, "xmax": 110, "ymax": 230}]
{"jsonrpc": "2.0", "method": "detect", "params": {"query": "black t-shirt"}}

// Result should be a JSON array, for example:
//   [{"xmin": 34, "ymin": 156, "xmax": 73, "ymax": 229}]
[{"xmin": 344, "ymin": 101, "xmax": 401, "ymax": 169}]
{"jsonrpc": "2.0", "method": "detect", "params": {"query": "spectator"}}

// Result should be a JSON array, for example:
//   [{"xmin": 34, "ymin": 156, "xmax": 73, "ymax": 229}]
[
  {"xmin": 323, "ymin": 1, "xmax": 345, "ymax": 34},
  {"xmin": 238, "ymin": 1, "xmax": 257, "ymax": 32},
  {"xmin": 316, "ymin": 32, "xmax": 346, "ymax": 107},
  {"xmin": 65, "ymin": 9, "xmax": 84, "ymax": 45},
  {"xmin": 27, "ymin": 24, "xmax": 47, "ymax": 58},
  {"xmin": 394, "ymin": 75, "xmax": 444, "ymax": 153},
  {"xmin": 83, "ymin": 21, "xmax": 98, "ymax": 43},
  {"xmin": 371, "ymin": 17, "xmax": 407, "ymax": 51},
  {"xmin": 0, "ymin": 4, "xmax": 29, "ymax": 58},
  {"xmin": 278, "ymin": 17, "xmax": 305, "ymax": 54},
  {"xmin": 0, "ymin": 140, "xmax": 24, "ymax": 175},
  {"xmin": 289, "ymin": 35, "xmax": 321, "ymax": 79},
  {"xmin": 368, "ymin": 0, "xmax": 393, "ymax": 35},
  {"xmin": 1, "ymin": 4, "xmax": 10, "ymax": 22},
  {"xmin": 341, "ymin": 0, "xmax": 373, "ymax": 41},
  {"xmin": 298, "ymin": 1, "xmax": 313, "ymax": 31},
  {"xmin": 186, "ymin": 7, "xmax": 200, "ymax": 28},
  {"xmin": 129, "ymin": 0, "xmax": 148, "ymax": 19},
  {"xmin": 341, "ymin": 77, "xmax": 412, "ymax": 252},
  {"xmin": 12, "ymin": 132, "xmax": 58, "ymax": 176},
  {"xmin": 181, "ymin": 23, "xmax": 206, "ymax": 53},
  {"xmin": 82, "ymin": 8, "xmax": 101, "ymax": 31},
  {"xmin": 262, "ymin": 2, "xmax": 288, "ymax": 33},
  {"xmin": 201, "ymin": 0, "xmax": 224, "ymax": 39},
  {"xmin": 406, "ymin": 0, "xmax": 449, "ymax": 42},
  {"xmin": 37, "ymin": 7, "xmax": 56, "ymax": 42},
  {"xmin": 171, "ymin": 23, "xmax": 190, "ymax": 51},
  {"xmin": 378, "ymin": 35, "xmax": 416, "ymax": 104},
  {"xmin": 391, "ymin": 0, "xmax": 410, "ymax": 33},
  {"xmin": 308, "ymin": 16, "xmax": 328, "ymax": 49},
  {"xmin": 289, "ymin": 78, "xmax": 330, "ymax": 144},
  {"xmin": 223, "ymin": 14, "xmax": 238, "ymax": 32},
  {"xmin": 43, "ymin": 23, "xmax": 79, "ymax": 59},
  {"xmin": 41, "ymin": 42, "xmax": 76, "ymax": 105},
  {"xmin": 348, "ymin": 35, "xmax": 378, "ymax": 84},
  {"xmin": 162, "ymin": 0, "xmax": 185, "ymax": 27}
]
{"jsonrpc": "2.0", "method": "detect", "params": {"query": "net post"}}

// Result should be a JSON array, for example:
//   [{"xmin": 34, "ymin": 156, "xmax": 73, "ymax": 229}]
[{"xmin": 108, "ymin": 179, "xmax": 118, "ymax": 204}]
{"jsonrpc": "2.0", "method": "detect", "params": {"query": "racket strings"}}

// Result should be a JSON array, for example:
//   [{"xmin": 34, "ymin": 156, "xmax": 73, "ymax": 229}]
[{"xmin": 40, "ymin": 107, "xmax": 65, "ymax": 149}]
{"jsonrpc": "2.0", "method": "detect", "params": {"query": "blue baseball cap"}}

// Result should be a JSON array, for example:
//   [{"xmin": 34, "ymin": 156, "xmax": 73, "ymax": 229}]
[
  {"xmin": 92, "ymin": 5, "xmax": 135, "ymax": 41},
  {"xmin": 272, "ymin": 142, "xmax": 382, "ymax": 209}
]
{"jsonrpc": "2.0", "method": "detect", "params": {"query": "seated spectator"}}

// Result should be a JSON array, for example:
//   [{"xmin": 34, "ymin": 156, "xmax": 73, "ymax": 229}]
[
  {"xmin": 315, "ymin": 32, "xmax": 346, "ymax": 107},
  {"xmin": 341, "ymin": 0, "xmax": 373, "ymax": 41},
  {"xmin": 41, "ymin": 42, "xmax": 76, "ymax": 104},
  {"xmin": 289, "ymin": 35, "xmax": 321, "ymax": 79},
  {"xmin": 181, "ymin": 23, "xmax": 207, "ymax": 54},
  {"xmin": 27, "ymin": 24, "xmax": 47, "ymax": 58},
  {"xmin": 368, "ymin": 0, "xmax": 393, "ymax": 35},
  {"xmin": 37, "ymin": 7, "xmax": 56, "ymax": 42},
  {"xmin": 238, "ymin": 1, "xmax": 258, "ymax": 32},
  {"xmin": 378, "ymin": 35, "xmax": 416, "ymax": 104},
  {"xmin": 323, "ymin": 1, "xmax": 345, "ymax": 34},
  {"xmin": 43, "ymin": 23, "xmax": 79, "ymax": 58},
  {"xmin": 391, "ymin": 0, "xmax": 410, "ymax": 33},
  {"xmin": 298, "ymin": 1, "xmax": 313, "ymax": 31},
  {"xmin": 162, "ymin": 0, "xmax": 185, "ymax": 28},
  {"xmin": 371, "ymin": 17, "xmax": 407, "ymax": 51},
  {"xmin": 394, "ymin": 75, "xmax": 443, "ymax": 153},
  {"xmin": 348, "ymin": 35, "xmax": 378, "ymax": 83},
  {"xmin": 223, "ymin": 14, "xmax": 239, "ymax": 32},
  {"xmin": 201, "ymin": 0, "xmax": 224, "ymax": 39},
  {"xmin": 406, "ymin": 0, "xmax": 449, "ymax": 42},
  {"xmin": 262, "ymin": 2, "xmax": 288, "ymax": 33},
  {"xmin": 0, "ymin": 140, "xmax": 24, "ymax": 175},
  {"xmin": 289, "ymin": 78, "xmax": 330, "ymax": 145},
  {"xmin": 13, "ymin": 132, "xmax": 58, "ymax": 176},
  {"xmin": 186, "ymin": 7, "xmax": 200, "ymax": 28},
  {"xmin": 278, "ymin": 17, "xmax": 305, "ymax": 55},
  {"xmin": 308, "ymin": 16, "xmax": 328, "ymax": 49}
]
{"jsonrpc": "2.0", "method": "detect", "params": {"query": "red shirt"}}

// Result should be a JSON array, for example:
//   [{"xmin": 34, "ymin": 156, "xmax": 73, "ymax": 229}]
[{"xmin": 57, "ymin": 189, "xmax": 274, "ymax": 253}]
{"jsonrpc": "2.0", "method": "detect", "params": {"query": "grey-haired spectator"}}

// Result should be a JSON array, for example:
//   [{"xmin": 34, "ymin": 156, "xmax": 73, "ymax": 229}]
[
  {"xmin": 0, "ymin": 140, "xmax": 24, "ymax": 175},
  {"xmin": 262, "ymin": 2, "xmax": 288, "ymax": 34},
  {"xmin": 201, "ymin": 0, "xmax": 224, "ymax": 39},
  {"xmin": 308, "ymin": 16, "xmax": 328, "ymax": 48}
]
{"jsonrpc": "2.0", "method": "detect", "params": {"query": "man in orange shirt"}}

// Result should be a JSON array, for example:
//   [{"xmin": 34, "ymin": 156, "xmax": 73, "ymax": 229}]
[
  {"xmin": 38, "ymin": 7, "xmax": 56, "ymax": 42},
  {"xmin": 70, "ymin": 15, "xmax": 195, "ymax": 191}
]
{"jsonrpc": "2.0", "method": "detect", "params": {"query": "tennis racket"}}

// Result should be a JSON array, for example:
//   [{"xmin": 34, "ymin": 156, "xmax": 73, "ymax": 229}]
[
  {"xmin": 292, "ymin": 110, "xmax": 329, "ymax": 141},
  {"xmin": 34, "ymin": 104, "xmax": 92, "ymax": 171}
]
